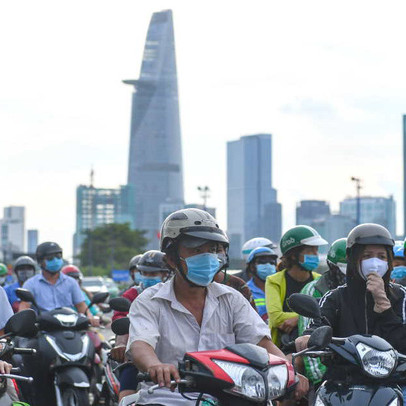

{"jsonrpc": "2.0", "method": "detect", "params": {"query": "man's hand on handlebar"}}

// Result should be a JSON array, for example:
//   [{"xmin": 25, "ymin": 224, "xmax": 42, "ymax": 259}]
[
  {"xmin": 295, "ymin": 335, "xmax": 310, "ymax": 352},
  {"xmin": 295, "ymin": 373, "xmax": 309, "ymax": 400},
  {"xmin": 147, "ymin": 363, "xmax": 181, "ymax": 390},
  {"xmin": 0, "ymin": 361, "xmax": 12, "ymax": 374},
  {"xmin": 110, "ymin": 345, "xmax": 126, "ymax": 363}
]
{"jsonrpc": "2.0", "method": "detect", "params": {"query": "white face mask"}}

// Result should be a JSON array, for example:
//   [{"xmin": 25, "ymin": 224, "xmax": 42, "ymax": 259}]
[
  {"xmin": 361, "ymin": 257, "xmax": 388, "ymax": 279},
  {"xmin": 337, "ymin": 262, "xmax": 347, "ymax": 275}
]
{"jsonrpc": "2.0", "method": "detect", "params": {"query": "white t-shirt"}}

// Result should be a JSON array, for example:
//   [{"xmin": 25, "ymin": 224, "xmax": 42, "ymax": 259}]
[
  {"xmin": 127, "ymin": 278, "xmax": 271, "ymax": 405},
  {"xmin": 0, "ymin": 286, "xmax": 13, "ymax": 330}
]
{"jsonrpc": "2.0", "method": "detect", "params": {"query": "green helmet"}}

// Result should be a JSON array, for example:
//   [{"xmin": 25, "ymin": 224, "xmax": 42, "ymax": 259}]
[
  {"xmin": 0, "ymin": 263, "xmax": 7, "ymax": 276},
  {"xmin": 280, "ymin": 225, "xmax": 328, "ymax": 256},
  {"xmin": 327, "ymin": 238, "xmax": 347, "ymax": 265}
]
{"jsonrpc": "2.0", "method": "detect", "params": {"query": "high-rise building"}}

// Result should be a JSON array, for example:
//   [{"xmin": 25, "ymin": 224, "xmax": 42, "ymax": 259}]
[
  {"xmin": 227, "ymin": 134, "xmax": 282, "ymax": 261},
  {"xmin": 73, "ymin": 185, "xmax": 134, "ymax": 257},
  {"xmin": 296, "ymin": 200, "xmax": 331, "ymax": 226},
  {"xmin": 27, "ymin": 229, "xmax": 39, "ymax": 254},
  {"xmin": 125, "ymin": 10, "xmax": 184, "ymax": 249},
  {"xmin": 0, "ymin": 206, "xmax": 25, "ymax": 261},
  {"xmin": 340, "ymin": 196, "xmax": 396, "ymax": 237}
]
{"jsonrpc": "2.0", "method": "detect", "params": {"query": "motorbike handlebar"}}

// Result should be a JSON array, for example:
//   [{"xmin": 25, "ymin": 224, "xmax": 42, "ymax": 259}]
[
  {"xmin": 137, "ymin": 372, "xmax": 151, "ymax": 382},
  {"xmin": 0, "ymin": 374, "xmax": 33, "ymax": 383},
  {"xmin": 10, "ymin": 368, "xmax": 20, "ymax": 374},
  {"xmin": 13, "ymin": 348, "xmax": 36, "ymax": 355}
]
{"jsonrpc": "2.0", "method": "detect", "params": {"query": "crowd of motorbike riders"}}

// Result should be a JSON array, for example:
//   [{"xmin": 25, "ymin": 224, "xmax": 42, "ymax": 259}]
[{"xmin": 0, "ymin": 207, "xmax": 406, "ymax": 405}]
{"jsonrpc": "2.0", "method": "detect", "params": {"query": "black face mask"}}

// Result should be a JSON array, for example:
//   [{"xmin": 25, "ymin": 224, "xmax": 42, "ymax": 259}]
[{"xmin": 17, "ymin": 269, "xmax": 35, "ymax": 283}]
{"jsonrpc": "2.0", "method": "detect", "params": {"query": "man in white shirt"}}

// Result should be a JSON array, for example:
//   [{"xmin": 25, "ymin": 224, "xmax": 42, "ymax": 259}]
[{"xmin": 127, "ymin": 208, "xmax": 308, "ymax": 405}]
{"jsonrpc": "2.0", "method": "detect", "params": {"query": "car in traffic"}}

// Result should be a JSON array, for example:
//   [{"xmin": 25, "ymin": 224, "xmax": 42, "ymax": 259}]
[{"xmin": 81, "ymin": 276, "xmax": 108, "ymax": 294}]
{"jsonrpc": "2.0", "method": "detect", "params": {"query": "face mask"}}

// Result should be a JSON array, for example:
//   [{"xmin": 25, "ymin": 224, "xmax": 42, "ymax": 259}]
[
  {"xmin": 140, "ymin": 275, "xmax": 161, "ymax": 289},
  {"xmin": 256, "ymin": 263, "xmax": 276, "ymax": 280},
  {"xmin": 0, "ymin": 276, "xmax": 6, "ymax": 285},
  {"xmin": 17, "ymin": 270, "xmax": 35, "ymax": 283},
  {"xmin": 45, "ymin": 257, "xmax": 64, "ymax": 273},
  {"xmin": 132, "ymin": 271, "xmax": 142, "ymax": 284},
  {"xmin": 300, "ymin": 255, "xmax": 319, "ymax": 271},
  {"xmin": 183, "ymin": 253, "xmax": 220, "ymax": 287},
  {"xmin": 337, "ymin": 262, "xmax": 347, "ymax": 275},
  {"xmin": 391, "ymin": 266, "xmax": 406, "ymax": 281},
  {"xmin": 361, "ymin": 257, "xmax": 388, "ymax": 278},
  {"xmin": 217, "ymin": 253, "xmax": 227, "ymax": 269}
]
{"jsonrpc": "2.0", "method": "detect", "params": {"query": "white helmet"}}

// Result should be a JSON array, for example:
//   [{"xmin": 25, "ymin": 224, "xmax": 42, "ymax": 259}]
[
  {"xmin": 160, "ymin": 208, "xmax": 229, "ymax": 252},
  {"xmin": 241, "ymin": 237, "xmax": 276, "ymax": 261}
]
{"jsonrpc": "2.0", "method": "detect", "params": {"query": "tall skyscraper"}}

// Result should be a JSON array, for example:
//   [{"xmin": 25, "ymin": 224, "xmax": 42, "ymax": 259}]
[
  {"xmin": 27, "ymin": 229, "xmax": 39, "ymax": 254},
  {"xmin": 0, "ymin": 206, "xmax": 25, "ymax": 261},
  {"xmin": 227, "ymin": 134, "xmax": 282, "ymax": 261},
  {"xmin": 73, "ymin": 185, "xmax": 134, "ymax": 257},
  {"xmin": 125, "ymin": 10, "xmax": 184, "ymax": 249}
]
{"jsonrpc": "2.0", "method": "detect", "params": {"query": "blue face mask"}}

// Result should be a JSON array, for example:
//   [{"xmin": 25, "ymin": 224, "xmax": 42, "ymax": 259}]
[
  {"xmin": 140, "ymin": 275, "xmax": 161, "ymax": 289},
  {"xmin": 300, "ymin": 255, "xmax": 319, "ymax": 271},
  {"xmin": 391, "ymin": 266, "xmax": 406, "ymax": 280},
  {"xmin": 256, "ymin": 263, "xmax": 276, "ymax": 280},
  {"xmin": 183, "ymin": 253, "xmax": 220, "ymax": 287},
  {"xmin": 45, "ymin": 257, "xmax": 64, "ymax": 273}
]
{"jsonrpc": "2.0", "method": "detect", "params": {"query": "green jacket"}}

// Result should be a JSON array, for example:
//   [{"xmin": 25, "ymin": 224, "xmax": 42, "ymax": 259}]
[{"xmin": 265, "ymin": 269, "xmax": 320, "ymax": 347}]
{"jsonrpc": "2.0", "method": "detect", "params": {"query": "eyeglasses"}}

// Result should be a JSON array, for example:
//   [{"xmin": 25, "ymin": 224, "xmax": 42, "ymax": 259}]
[{"xmin": 45, "ymin": 252, "xmax": 62, "ymax": 261}]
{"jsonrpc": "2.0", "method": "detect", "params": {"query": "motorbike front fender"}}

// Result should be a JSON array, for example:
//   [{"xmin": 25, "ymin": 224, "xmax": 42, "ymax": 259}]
[
  {"xmin": 316, "ymin": 380, "xmax": 402, "ymax": 405},
  {"xmin": 55, "ymin": 367, "xmax": 90, "ymax": 388}
]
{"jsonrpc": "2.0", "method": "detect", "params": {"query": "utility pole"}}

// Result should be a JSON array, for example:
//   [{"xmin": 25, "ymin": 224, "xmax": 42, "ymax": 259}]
[
  {"xmin": 351, "ymin": 177, "xmax": 362, "ymax": 225},
  {"xmin": 197, "ymin": 186, "xmax": 210, "ymax": 211}
]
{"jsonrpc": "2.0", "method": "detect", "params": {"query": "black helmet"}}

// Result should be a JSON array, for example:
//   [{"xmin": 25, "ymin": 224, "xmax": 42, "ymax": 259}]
[
  {"xmin": 36, "ymin": 242, "xmax": 63, "ymax": 262},
  {"xmin": 347, "ymin": 223, "xmax": 394, "ymax": 252},
  {"xmin": 160, "ymin": 208, "xmax": 229, "ymax": 252},
  {"xmin": 137, "ymin": 250, "xmax": 169, "ymax": 273},
  {"xmin": 13, "ymin": 256, "xmax": 36, "ymax": 272},
  {"xmin": 129, "ymin": 254, "xmax": 142, "ymax": 271}
]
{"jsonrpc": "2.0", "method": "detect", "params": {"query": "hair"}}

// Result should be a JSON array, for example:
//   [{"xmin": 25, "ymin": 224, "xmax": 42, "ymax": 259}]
[{"xmin": 280, "ymin": 245, "xmax": 304, "ymax": 270}]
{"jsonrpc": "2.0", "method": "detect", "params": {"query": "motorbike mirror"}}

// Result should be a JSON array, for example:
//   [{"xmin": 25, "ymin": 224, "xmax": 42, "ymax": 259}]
[
  {"xmin": 109, "ymin": 297, "xmax": 131, "ymax": 313},
  {"xmin": 111, "ymin": 317, "xmax": 130, "ymax": 336},
  {"xmin": 308, "ymin": 326, "xmax": 333, "ymax": 350},
  {"xmin": 98, "ymin": 303, "xmax": 111, "ymax": 313},
  {"xmin": 287, "ymin": 293, "xmax": 321, "ymax": 319},
  {"xmin": 15, "ymin": 288, "xmax": 35, "ymax": 304},
  {"xmin": 4, "ymin": 309, "xmax": 38, "ymax": 337},
  {"xmin": 91, "ymin": 292, "xmax": 110, "ymax": 305}
]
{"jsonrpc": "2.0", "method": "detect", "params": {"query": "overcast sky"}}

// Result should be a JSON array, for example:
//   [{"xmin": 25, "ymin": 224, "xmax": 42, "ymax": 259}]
[{"xmin": 1, "ymin": 0, "xmax": 406, "ymax": 260}]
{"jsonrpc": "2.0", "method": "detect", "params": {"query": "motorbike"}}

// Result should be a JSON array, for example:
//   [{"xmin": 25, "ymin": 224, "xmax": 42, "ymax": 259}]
[
  {"xmin": 101, "ymin": 297, "xmax": 132, "ymax": 406},
  {"xmin": 0, "ymin": 308, "xmax": 37, "ymax": 406},
  {"xmin": 14, "ymin": 288, "xmax": 109, "ymax": 406},
  {"xmin": 288, "ymin": 293, "xmax": 405, "ymax": 406},
  {"xmin": 108, "ymin": 297, "xmax": 299, "ymax": 406}
]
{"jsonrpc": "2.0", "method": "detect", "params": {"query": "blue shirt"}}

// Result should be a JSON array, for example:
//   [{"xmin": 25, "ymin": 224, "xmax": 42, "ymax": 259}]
[
  {"xmin": 23, "ymin": 272, "xmax": 85, "ymax": 312},
  {"xmin": 0, "ymin": 286, "xmax": 13, "ymax": 330},
  {"xmin": 4, "ymin": 282, "xmax": 20, "ymax": 307},
  {"xmin": 247, "ymin": 278, "xmax": 267, "ymax": 318}
]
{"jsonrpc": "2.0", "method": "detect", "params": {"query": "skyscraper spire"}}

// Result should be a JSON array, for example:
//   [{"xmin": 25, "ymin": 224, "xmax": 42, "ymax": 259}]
[{"xmin": 125, "ymin": 10, "xmax": 184, "ymax": 248}]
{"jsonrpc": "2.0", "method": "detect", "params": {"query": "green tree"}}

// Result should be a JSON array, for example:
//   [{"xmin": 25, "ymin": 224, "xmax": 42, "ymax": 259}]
[{"xmin": 78, "ymin": 223, "xmax": 148, "ymax": 273}]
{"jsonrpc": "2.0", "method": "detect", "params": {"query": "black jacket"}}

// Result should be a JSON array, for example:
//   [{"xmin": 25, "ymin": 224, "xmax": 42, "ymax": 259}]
[{"xmin": 307, "ymin": 272, "xmax": 406, "ymax": 353}]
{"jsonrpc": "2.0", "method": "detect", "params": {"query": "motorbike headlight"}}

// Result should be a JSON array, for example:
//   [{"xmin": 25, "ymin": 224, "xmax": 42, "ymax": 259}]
[
  {"xmin": 213, "ymin": 360, "xmax": 266, "ymax": 401},
  {"xmin": 266, "ymin": 364, "xmax": 288, "ymax": 399},
  {"xmin": 356, "ymin": 342, "xmax": 397, "ymax": 378}
]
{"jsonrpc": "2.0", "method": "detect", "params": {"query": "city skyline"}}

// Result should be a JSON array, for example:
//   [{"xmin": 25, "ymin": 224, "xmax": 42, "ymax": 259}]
[{"xmin": 1, "ymin": 1, "xmax": 405, "ymax": 259}]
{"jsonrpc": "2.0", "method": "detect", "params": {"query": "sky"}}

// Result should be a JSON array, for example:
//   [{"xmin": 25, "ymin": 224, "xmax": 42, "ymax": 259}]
[{"xmin": 1, "ymin": 0, "xmax": 406, "ymax": 260}]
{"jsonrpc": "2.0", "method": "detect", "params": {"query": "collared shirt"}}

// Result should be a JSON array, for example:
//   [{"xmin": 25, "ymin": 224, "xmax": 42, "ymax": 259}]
[
  {"xmin": 23, "ymin": 272, "xmax": 85, "ymax": 312},
  {"xmin": 127, "ymin": 278, "xmax": 271, "ymax": 405},
  {"xmin": 247, "ymin": 278, "xmax": 267, "ymax": 318},
  {"xmin": 0, "ymin": 286, "xmax": 13, "ymax": 330}
]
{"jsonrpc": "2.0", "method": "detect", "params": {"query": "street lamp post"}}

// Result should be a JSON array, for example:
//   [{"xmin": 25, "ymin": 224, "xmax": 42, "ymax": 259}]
[
  {"xmin": 197, "ymin": 186, "xmax": 210, "ymax": 211},
  {"xmin": 351, "ymin": 177, "xmax": 362, "ymax": 225}
]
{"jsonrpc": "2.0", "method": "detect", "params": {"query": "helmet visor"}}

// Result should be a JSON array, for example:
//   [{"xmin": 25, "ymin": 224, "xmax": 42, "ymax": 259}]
[
  {"xmin": 301, "ymin": 235, "xmax": 328, "ymax": 246},
  {"xmin": 180, "ymin": 226, "xmax": 229, "ymax": 245}
]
